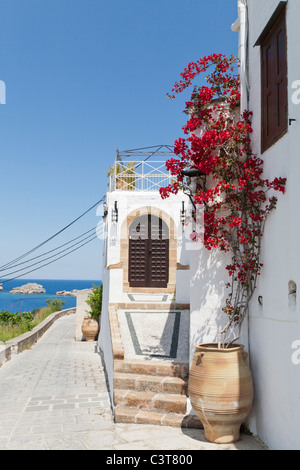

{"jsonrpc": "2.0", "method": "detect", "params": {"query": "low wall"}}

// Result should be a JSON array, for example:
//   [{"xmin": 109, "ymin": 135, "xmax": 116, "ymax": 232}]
[
  {"xmin": 75, "ymin": 289, "xmax": 92, "ymax": 341},
  {"xmin": 0, "ymin": 343, "xmax": 12, "ymax": 366},
  {"xmin": 0, "ymin": 308, "xmax": 75, "ymax": 367}
]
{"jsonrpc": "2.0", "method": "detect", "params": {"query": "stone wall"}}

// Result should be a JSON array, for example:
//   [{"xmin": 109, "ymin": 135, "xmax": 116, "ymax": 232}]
[
  {"xmin": 75, "ymin": 289, "xmax": 92, "ymax": 341},
  {"xmin": 0, "ymin": 308, "xmax": 75, "ymax": 367}
]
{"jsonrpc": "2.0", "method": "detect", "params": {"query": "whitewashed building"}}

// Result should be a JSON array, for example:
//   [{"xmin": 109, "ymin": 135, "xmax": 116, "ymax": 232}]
[
  {"xmin": 189, "ymin": 0, "xmax": 300, "ymax": 450},
  {"xmin": 98, "ymin": 0, "xmax": 300, "ymax": 448},
  {"xmin": 98, "ymin": 146, "xmax": 194, "ymax": 421},
  {"xmin": 233, "ymin": 0, "xmax": 300, "ymax": 450}
]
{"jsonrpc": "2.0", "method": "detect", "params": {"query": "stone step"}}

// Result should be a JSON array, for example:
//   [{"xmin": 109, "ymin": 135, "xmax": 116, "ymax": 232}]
[
  {"xmin": 114, "ymin": 406, "xmax": 203, "ymax": 429},
  {"xmin": 114, "ymin": 359, "xmax": 189, "ymax": 379},
  {"xmin": 114, "ymin": 389, "xmax": 187, "ymax": 414},
  {"xmin": 114, "ymin": 372, "xmax": 187, "ymax": 395}
]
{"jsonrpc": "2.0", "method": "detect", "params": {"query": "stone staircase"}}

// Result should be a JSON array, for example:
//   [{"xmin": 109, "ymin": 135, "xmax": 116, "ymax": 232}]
[
  {"xmin": 113, "ymin": 358, "xmax": 201, "ymax": 428},
  {"xmin": 109, "ymin": 305, "xmax": 202, "ymax": 428}
]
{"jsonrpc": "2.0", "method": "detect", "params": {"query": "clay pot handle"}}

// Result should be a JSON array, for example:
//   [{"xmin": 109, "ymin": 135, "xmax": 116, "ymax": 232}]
[
  {"xmin": 243, "ymin": 351, "xmax": 248, "ymax": 362},
  {"xmin": 195, "ymin": 352, "xmax": 204, "ymax": 366}
]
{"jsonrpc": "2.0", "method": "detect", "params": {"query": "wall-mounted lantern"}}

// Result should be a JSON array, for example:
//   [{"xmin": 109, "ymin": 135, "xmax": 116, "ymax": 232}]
[
  {"xmin": 181, "ymin": 201, "xmax": 186, "ymax": 226},
  {"xmin": 112, "ymin": 201, "xmax": 118, "ymax": 223},
  {"xmin": 181, "ymin": 167, "xmax": 206, "ymax": 210},
  {"xmin": 103, "ymin": 202, "xmax": 108, "ymax": 220}
]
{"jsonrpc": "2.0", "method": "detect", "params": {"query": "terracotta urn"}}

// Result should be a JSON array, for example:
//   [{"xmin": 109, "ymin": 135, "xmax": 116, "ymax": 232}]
[
  {"xmin": 81, "ymin": 317, "xmax": 99, "ymax": 342},
  {"xmin": 189, "ymin": 342, "xmax": 253, "ymax": 444}
]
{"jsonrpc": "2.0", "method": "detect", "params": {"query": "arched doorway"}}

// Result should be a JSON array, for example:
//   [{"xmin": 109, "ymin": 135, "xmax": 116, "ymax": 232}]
[{"xmin": 128, "ymin": 214, "xmax": 169, "ymax": 288}]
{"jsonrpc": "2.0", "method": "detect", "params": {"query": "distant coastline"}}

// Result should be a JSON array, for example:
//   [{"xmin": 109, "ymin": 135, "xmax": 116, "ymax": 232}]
[{"xmin": 0, "ymin": 278, "xmax": 101, "ymax": 314}]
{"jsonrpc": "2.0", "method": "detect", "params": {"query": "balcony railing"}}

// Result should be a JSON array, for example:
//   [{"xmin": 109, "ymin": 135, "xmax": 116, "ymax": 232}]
[{"xmin": 108, "ymin": 160, "xmax": 173, "ymax": 192}]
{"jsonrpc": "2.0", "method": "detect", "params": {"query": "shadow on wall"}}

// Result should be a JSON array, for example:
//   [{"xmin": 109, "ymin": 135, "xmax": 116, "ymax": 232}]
[{"xmin": 189, "ymin": 245, "xmax": 232, "ymax": 355}]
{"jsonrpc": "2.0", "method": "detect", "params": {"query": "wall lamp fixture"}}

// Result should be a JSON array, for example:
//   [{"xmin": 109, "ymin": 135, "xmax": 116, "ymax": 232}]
[
  {"xmin": 181, "ymin": 167, "xmax": 206, "ymax": 210},
  {"xmin": 112, "ymin": 201, "xmax": 118, "ymax": 223},
  {"xmin": 103, "ymin": 202, "xmax": 108, "ymax": 220},
  {"xmin": 181, "ymin": 201, "xmax": 186, "ymax": 226}
]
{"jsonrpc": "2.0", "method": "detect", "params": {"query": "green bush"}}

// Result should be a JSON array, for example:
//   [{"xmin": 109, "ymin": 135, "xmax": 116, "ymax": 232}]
[
  {"xmin": 0, "ymin": 298, "xmax": 65, "ymax": 342},
  {"xmin": 45, "ymin": 298, "xmax": 65, "ymax": 312},
  {"xmin": 0, "ymin": 310, "xmax": 33, "ymax": 325},
  {"xmin": 0, "ymin": 310, "xmax": 14, "ymax": 324},
  {"xmin": 0, "ymin": 310, "xmax": 35, "ymax": 341},
  {"xmin": 19, "ymin": 311, "xmax": 34, "ymax": 323},
  {"xmin": 86, "ymin": 284, "xmax": 103, "ymax": 320}
]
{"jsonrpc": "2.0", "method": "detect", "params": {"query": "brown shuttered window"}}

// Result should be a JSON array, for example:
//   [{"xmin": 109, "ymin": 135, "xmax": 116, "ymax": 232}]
[{"xmin": 261, "ymin": 8, "xmax": 287, "ymax": 153}]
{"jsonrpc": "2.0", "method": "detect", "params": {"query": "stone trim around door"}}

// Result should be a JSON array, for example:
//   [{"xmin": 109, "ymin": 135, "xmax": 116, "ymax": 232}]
[{"xmin": 118, "ymin": 206, "xmax": 177, "ymax": 294}]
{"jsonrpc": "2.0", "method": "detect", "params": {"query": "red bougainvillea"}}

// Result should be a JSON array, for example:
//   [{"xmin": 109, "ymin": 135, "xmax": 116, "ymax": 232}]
[{"xmin": 160, "ymin": 54, "xmax": 286, "ymax": 347}]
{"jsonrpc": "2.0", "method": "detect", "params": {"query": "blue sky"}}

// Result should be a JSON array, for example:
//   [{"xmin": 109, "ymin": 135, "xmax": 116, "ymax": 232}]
[{"xmin": 0, "ymin": 0, "xmax": 238, "ymax": 280}]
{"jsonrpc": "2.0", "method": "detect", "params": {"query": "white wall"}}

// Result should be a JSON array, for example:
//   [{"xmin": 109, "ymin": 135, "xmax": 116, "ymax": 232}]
[
  {"xmin": 98, "ymin": 189, "xmax": 191, "ymax": 403},
  {"xmin": 187, "ymin": 0, "xmax": 300, "ymax": 448},
  {"xmin": 189, "ymin": 246, "xmax": 233, "ymax": 363},
  {"xmin": 98, "ymin": 245, "xmax": 114, "ymax": 405},
  {"xmin": 75, "ymin": 289, "xmax": 92, "ymax": 341},
  {"xmin": 241, "ymin": 0, "xmax": 300, "ymax": 450},
  {"xmin": 103, "ymin": 189, "xmax": 191, "ymax": 303}
]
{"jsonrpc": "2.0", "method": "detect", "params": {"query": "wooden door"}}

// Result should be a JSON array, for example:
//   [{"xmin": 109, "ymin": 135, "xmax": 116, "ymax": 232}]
[{"xmin": 129, "ymin": 215, "xmax": 169, "ymax": 288}]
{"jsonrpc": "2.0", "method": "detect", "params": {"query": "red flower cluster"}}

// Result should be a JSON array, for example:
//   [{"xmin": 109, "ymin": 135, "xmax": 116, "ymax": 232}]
[{"xmin": 160, "ymin": 54, "xmax": 286, "ymax": 344}]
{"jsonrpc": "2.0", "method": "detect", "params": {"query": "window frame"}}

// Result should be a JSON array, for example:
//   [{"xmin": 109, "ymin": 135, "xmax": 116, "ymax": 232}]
[{"xmin": 260, "ymin": 6, "xmax": 288, "ymax": 153}]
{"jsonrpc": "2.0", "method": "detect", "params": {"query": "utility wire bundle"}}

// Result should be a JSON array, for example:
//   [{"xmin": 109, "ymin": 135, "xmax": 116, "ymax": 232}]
[{"xmin": 0, "ymin": 195, "xmax": 106, "ymax": 284}]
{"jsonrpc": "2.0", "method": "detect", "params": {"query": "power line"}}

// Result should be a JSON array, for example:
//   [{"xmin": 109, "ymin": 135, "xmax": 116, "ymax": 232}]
[
  {"xmin": 1, "ymin": 227, "xmax": 103, "ymax": 285},
  {"xmin": 0, "ymin": 194, "xmax": 106, "ymax": 270},
  {"xmin": 0, "ymin": 226, "xmax": 103, "ymax": 279},
  {"xmin": 0, "ymin": 225, "xmax": 101, "ymax": 272},
  {"xmin": 0, "ymin": 145, "xmax": 175, "ymax": 282}
]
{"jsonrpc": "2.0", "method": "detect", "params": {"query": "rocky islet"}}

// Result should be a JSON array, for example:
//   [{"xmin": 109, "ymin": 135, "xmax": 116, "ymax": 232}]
[{"xmin": 8, "ymin": 283, "xmax": 46, "ymax": 295}]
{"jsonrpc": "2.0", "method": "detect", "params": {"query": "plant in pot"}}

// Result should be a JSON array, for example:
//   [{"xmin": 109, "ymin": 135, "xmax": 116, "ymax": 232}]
[
  {"xmin": 81, "ymin": 284, "xmax": 102, "ymax": 342},
  {"xmin": 160, "ymin": 54, "xmax": 286, "ymax": 443},
  {"xmin": 107, "ymin": 161, "xmax": 137, "ymax": 190}
]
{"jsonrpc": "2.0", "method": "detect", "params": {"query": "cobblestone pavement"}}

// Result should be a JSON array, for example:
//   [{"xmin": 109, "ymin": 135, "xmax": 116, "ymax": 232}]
[{"xmin": 0, "ymin": 314, "xmax": 267, "ymax": 450}]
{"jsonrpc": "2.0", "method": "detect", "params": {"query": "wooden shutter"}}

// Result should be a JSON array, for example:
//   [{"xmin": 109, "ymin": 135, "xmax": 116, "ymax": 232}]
[
  {"xmin": 129, "ymin": 216, "xmax": 148, "ymax": 287},
  {"xmin": 261, "ymin": 8, "xmax": 287, "ymax": 152},
  {"xmin": 149, "ymin": 217, "xmax": 169, "ymax": 288},
  {"xmin": 128, "ymin": 215, "xmax": 169, "ymax": 288}
]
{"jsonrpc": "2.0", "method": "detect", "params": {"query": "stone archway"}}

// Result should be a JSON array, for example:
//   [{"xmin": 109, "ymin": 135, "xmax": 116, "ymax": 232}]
[{"xmin": 120, "ymin": 206, "xmax": 177, "ymax": 293}]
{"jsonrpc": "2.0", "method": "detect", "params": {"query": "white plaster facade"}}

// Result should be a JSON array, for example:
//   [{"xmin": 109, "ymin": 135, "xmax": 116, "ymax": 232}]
[
  {"xmin": 237, "ymin": 0, "xmax": 300, "ymax": 450},
  {"xmin": 98, "ymin": 166, "xmax": 192, "ymax": 402},
  {"xmin": 188, "ymin": 0, "xmax": 300, "ymax": 450},
  {"xmin": 98, "ymin": 1, "xmax": 300, "ymax": 448},
  {"xmin": 101, "ymin": 189, "xmax": 191, "ymax": 303}
]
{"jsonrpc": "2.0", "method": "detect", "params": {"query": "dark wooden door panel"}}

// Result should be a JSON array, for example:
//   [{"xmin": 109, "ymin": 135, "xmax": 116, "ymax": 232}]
[
  {"xmin": 129, "ymin": 239, "xmax": 148, "ymax": 287},
  {"xmin": 149, "ymin": 239, "xmax": 169, "ymax": 287},
  {"xmin": 129, "ymin": 215, "xmax": 169, "ymax": 288}
]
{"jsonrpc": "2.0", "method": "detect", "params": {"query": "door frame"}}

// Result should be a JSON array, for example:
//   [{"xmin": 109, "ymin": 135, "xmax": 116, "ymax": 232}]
[
  {"xmin": 128, "ymin": 214, "xmax": 169, "ymax": 288},
  {"xmin": 120, "ymin": 206, "xmax": 177, "ymax": 294}
]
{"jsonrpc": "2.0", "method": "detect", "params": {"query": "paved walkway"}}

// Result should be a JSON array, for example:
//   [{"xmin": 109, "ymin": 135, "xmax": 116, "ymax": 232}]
[{"xmin": 0, "ymin": 314, "xmax": 267, "ymax": 450}]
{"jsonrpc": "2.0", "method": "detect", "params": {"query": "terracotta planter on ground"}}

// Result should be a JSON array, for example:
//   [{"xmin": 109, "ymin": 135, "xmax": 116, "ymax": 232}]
[
  {"xmin": 189, "ymin": 342, "xmax": 253, "ymax": 444},
  {"xmin": 81, "ymin": 318, "xmax": 99, "ymax": 342}
]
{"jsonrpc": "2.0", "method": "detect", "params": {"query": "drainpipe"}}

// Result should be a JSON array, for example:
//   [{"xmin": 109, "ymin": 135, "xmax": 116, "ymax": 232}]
[
  {"xmin": 232, "ymin": 0, "xmax": 251, "ymax": 354},
  {"xmin": 238, "ymin": 0, "xmax": 250, "ymax": 357},
  {"xmin": 239, "ymin": 0, "xmax": 249, "ymax": 113},
  {"xmin": 232, "ymin": 0, "xmax": 249, "ymax": 113}
]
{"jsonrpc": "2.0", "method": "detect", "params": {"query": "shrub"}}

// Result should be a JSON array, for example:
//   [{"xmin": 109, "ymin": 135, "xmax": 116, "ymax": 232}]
[
  {"xmin": 86, "ymin": 284, "xmax": 103, "ymax": 320},
  {"xmin": 45, "ymin": 298, "xmax": 65, "ymax": 312},
  {"xmin": 0, "ymin": 298, "xmax": 65, "ymax": 342}
]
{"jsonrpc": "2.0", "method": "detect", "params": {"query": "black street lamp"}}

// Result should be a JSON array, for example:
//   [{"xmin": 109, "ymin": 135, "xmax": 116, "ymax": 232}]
[{"xmin": 181, "ymin": 167, "xmax": 206, "ymax": 209}]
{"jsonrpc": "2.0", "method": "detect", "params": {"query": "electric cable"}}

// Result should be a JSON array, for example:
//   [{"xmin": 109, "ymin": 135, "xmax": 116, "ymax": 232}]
[
  {"xmin": 0, "ymin": 226, "xmax": 103, "ymax": 279},
  {"xmin": 0, "ymin": 194, "xmax": 106, "ymax": 270},
  {"xmin": 0, "ymin": 145, "xmax": 174, "ymax": 281},
  {"xmin": 0, "ymin": 224, "xmax": 102, "ymax": 272},
  {"xmin": 1, "ymin": 227, "xmax": 103, "ymax": 285}
]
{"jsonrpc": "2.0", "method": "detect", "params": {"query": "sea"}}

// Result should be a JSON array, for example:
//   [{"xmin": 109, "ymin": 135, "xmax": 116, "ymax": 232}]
[{"xmin": 0, "ymin": 279, "xmax": 101, "ymax": 314}]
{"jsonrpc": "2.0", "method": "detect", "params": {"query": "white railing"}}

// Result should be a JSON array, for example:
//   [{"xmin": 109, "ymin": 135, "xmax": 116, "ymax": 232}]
[{"xmin": 108, "ymin": 160, "xmax": 173, "ymax": 192}]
